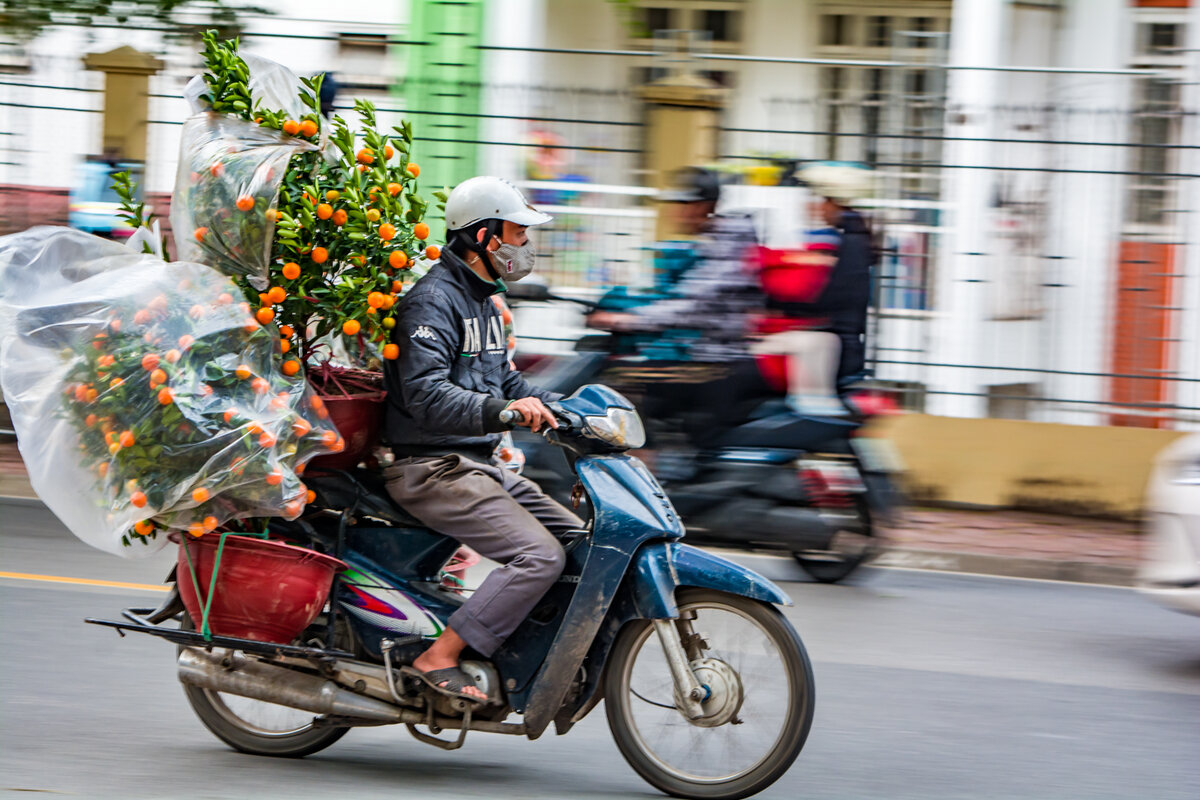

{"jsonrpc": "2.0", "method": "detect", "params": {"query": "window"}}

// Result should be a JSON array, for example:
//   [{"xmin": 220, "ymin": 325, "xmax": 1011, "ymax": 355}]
[
  {"xmin": 701, "ymin": 9, "xmax": 740, "ymax": 43},
  {"xmin": 703, "ymin": 70, "xmax": 736, "ymax": 87},
  {"xmin": 987, "ymin": 384, "xmax": 1039, "ymax": 420},
  {"xmin": 336, "ymin": 32, "xmax": 390, "ymax": 90},
  {"xmin": 1148, "ymin": 22, "xmax": 1179, "ymax": 52},
  {"xmin": 1128, "ymin": 78, "xmax": 1181, "ymax": 226},
  {"xmin": 871, "ymin": 381, "xmax": 927, "ymax": 413},
  {"xmin": 821, "ymin": 14, "xmax": 851, "ymax": 46},
  {"xmin": 820, "ymin": 66, "xmax": 846, "ymax": 160},
  {"xmin": 867, "ymin": 15, "xmax": 891, "ymax": 47},
  {"xmin": 627, "ymin": 3, "xmax": 745, "ymax": 52},
  {"xmin": 642, "ymin": 7, "xmax": 674, "ymax": 36},
  {"xmin": 911, "ymin": 16, "xmax": 933, "ymax": 47}
]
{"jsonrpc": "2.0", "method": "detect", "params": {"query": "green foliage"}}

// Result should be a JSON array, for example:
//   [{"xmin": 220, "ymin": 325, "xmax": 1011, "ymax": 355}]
[
  {"xmin": 112, "ymin": 170, "xmax": 152, "ymax": 231},
  {"xmin": 192, "ymin": 31, "xmax": 431, "ymax": 368}
]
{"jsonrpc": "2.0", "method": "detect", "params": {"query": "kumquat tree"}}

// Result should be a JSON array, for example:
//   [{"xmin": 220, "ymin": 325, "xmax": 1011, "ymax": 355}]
[{"xmin": 135, "ymin": 30, "xmax": 448, "ymax": 375}]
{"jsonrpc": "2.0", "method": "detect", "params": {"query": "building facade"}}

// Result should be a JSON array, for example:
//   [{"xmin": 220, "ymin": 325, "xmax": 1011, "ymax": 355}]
[{"xmin": 0, "ymin": 0, "xmax": 1197, "ymax": 429}]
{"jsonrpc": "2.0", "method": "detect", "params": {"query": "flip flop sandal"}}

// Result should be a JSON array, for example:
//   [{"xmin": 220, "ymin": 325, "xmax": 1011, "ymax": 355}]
[{"xmin": 401, "ymin": 665, "xmax": 487, "ymax": 704}]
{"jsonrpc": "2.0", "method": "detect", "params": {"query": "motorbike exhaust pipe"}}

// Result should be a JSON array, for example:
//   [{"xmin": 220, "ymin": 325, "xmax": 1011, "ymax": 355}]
[{"xmin": 177, "ymin": 648, "xmax": 406, "ymax": 724}]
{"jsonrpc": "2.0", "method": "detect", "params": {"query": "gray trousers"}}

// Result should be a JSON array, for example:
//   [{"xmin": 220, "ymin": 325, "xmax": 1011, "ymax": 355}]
[{"xmin": 383, "ymin": 454, "xmax": 583, "ymax": 656}]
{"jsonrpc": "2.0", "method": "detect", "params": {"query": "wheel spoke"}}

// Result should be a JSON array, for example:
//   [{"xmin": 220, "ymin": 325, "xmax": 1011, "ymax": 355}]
[{"xmin": 613, "ymin": 599, "xmax": 805, "ymax": 784}]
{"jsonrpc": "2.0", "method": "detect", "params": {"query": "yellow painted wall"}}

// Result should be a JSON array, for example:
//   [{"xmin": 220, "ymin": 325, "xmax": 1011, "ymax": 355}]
[{"xmin": 868, "ymin": 414, "xmax": 1187, "ymax": 519}]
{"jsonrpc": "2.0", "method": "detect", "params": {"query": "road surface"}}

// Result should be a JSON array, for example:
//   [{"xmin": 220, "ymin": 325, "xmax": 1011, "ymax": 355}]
[{"xmin": 2, "ymin": 501, "xmax": 1198, "ymax": 799}]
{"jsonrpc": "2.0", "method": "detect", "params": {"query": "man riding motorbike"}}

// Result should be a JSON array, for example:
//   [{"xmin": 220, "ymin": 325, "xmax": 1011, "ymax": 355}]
[
  {"xmin": 587, "ymin": 167, "xmax": 764, "ymax": 444},
  {"xmin": 382, "ymin": 176, "xmax": 582, "ymax": 703}
]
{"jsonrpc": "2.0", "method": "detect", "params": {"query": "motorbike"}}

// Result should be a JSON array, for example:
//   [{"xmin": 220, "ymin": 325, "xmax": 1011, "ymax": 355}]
[
  {"xmin": 88, "ymin": 384, "xmax": 815, "ymax": 800},
  {"xmin": 507, "ymin": 283, "xmax": 901, "ymax": 584}
]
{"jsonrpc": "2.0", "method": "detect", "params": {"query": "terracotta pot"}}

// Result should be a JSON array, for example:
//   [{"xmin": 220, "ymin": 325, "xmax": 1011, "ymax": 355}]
[
  {"xmin": 176, "ymin": 533, "xmax": 347, "ymax": 644},
  {"xmin": 308, "ymin": 391, "xmax": 384, "ymax": 471}
]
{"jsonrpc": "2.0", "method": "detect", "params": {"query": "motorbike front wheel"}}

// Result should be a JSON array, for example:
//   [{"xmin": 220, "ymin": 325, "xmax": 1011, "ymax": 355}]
[
  {"xmin": 178, "ymin": 612, "xmax": 350, "ymax": 758},
  {"xmin": 604, "ymin": 589, "xmax": 814, "ymax": 800}
]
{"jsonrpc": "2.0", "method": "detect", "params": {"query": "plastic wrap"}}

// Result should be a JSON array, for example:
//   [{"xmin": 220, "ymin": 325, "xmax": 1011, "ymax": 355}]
[
  {"xmin": 171, "ymin": 113, "xmax": 315, "ymax": 280},
  {"xmin": 184, "ymin": 53, "xmax": 310, "ymax": 123},
  {"xmin": 0, "ymin": 227, "xmax": 343, "ymax": 557}
]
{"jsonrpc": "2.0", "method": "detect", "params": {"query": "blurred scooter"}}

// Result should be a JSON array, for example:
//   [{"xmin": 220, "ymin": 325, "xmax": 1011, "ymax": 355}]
[{"xmin": 507, "ymin": 282, "xmax": 902, "ymax": 583}]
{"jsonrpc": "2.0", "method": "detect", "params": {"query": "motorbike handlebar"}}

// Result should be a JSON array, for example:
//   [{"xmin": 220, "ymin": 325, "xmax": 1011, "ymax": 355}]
[{"xmin": 498, "ymin": 408, "xmax": 525, "ymax": 426}]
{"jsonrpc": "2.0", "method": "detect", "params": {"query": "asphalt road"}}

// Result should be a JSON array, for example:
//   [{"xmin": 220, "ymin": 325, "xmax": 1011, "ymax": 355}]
[{"xmin": 2, "ymin": 501, "xmax": 1199, "ymax": 800}]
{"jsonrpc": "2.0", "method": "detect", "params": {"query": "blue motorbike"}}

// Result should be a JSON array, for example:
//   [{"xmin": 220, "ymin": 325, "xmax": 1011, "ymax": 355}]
[{"xmin": 89, "ymin": 385, "xmax": 815, "ymax": 800}]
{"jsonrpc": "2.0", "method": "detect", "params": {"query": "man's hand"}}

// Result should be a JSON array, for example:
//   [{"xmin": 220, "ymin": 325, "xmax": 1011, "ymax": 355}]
[
  {"xmin": 505, "ymin": 397, "xmax": 558, "ymax": 433},
  {"xmin": 587, "ymin": 311, "xmax": 638, "ymax": 331}
]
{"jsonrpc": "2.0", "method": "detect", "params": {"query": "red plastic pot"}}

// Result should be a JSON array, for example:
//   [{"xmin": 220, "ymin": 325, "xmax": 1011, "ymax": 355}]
[
  {"xmin": 176, "ymin": 533, "xmax": 347, "ymax": 644},
  {"xmin": 309, "ymin": 392, "xmax": 385, "ymax": 471}
]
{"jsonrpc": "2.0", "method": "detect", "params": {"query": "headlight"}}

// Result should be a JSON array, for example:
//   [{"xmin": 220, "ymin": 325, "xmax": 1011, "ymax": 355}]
[{"xmin": 584, "ymin": 406, "xmax": 646, "ymax": 449}]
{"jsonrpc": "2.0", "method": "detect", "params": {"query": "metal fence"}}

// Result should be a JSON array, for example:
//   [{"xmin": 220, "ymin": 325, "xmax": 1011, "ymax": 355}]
[{"xmin": 2, "ymin": 34, "xmax": 1198, "ymax": 429}]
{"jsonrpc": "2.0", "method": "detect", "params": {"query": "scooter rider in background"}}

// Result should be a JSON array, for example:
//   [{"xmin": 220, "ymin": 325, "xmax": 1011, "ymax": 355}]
[
  {"xmin": 590, "ymin": 167, "xmax": 761, "ymax": 360},
  {"xmin": 382, "ymin": 176, "xmax": 583, "ymax": 703},
  {"xmin": 789, "ymin": 161, "xmax": 876, "ymax": 385},
  {"xmin": 587, "ymin": 167, "xmax": 763, "ymax": 441}
]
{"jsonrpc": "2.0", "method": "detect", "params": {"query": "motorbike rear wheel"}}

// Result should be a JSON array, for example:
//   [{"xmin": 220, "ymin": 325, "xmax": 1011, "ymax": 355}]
[
  {"xmin": 604, "ymin": 589, "xmax": 814, "ymax": 800},
  {"xmin": 793, "ymin": 498, "xmax": 877, "ymax": 583},
  {"xmin": 178, "ymin": 612, "xmax": 350, "ymax": 758}
]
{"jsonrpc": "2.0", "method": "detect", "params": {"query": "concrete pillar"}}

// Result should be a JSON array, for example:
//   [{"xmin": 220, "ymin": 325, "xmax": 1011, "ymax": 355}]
[
  {"xmin": 639, "ymin": 72, "xmax": 726, "ymax": 238},
  {"xmin": 82, "ymin": 46, "xmax": 163, "ymax": 162},
  {"xmin": 927, "ymin": 0, "xmax": 1010, "ymax": 418}
]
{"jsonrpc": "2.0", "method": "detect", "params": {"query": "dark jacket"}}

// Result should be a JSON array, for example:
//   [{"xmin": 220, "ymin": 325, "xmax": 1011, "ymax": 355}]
[
  {"xmin": 383, "ymin": 249, "xmax": 559, "ymax": 459},
  {"xmin": 770, "ymin": 210, "xmax": 873, "ymax": 379}
]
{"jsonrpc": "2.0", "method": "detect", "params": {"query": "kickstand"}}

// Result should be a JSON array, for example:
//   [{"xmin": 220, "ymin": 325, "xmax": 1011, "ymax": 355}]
[{"xmin": 405, "ymin": 705, "xmax": 471, "ymax": 751}]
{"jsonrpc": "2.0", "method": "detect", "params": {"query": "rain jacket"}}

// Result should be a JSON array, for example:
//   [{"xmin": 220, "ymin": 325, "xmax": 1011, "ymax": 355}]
[{"xmin": 383, "ymin": 249, "xmax": 559, "ymax": 460}]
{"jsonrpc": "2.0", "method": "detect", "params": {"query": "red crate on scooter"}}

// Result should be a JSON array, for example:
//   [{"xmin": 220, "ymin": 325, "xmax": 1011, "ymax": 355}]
[{"xmin": 175, "ymin": 533, "xmax": 346, "ymax": 644}]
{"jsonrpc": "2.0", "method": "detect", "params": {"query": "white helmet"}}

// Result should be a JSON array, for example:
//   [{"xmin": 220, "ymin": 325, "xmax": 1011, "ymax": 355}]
[
  {"xmin": 444, "ymin": 176, "xmax": 553, "ymax": 232},
  {"xmin": 798, "ymin": 161, "xmax": 875, "ymax": 206}
]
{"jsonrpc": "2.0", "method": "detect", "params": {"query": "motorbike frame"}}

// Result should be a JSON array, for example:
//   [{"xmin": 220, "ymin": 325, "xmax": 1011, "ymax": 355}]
[{"xmin": 87, "ymin": 452, "xmax": 794, "ymax": 742}]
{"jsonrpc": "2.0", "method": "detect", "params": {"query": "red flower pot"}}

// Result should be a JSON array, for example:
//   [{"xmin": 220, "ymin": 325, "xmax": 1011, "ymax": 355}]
[
  {"xmin": 176, "ymin": 533, "xmax": 347, "ymax": 644},
  {"xmin": 308, "ymin": 391, "xmax": 385, "ymax": 470}
]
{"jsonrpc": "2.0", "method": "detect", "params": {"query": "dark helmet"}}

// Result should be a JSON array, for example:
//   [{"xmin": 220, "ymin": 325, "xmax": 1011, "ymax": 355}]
[{"xmin": 659, "ymin": 166, "xmax": 722, "ymax": 204}]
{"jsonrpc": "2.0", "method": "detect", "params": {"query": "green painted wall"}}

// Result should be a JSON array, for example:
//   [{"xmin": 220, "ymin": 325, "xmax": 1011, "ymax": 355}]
[{"xmin": 401, "ymin": 0, "xmax": 485, "ymax": 242}]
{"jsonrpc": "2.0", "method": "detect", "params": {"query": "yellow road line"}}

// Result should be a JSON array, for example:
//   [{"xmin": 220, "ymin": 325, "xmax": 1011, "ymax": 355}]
[{"xmin": 0, "ymin": 571, "xmax": 169, "ymax": 592}]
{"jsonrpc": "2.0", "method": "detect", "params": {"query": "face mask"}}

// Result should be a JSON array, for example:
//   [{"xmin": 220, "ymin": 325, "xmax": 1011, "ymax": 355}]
[{"xmin": 490, "ymin": 240, "xmax": 536, "ymax": 282}]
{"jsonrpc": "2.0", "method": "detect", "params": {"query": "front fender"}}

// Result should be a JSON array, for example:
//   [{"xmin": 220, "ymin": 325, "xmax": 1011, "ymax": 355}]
[{"xmin": 630, "ymin": 542, "xmax": 793, "ymax": 619}]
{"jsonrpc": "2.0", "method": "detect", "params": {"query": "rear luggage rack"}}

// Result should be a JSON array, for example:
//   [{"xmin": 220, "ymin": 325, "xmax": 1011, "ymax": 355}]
[{"xmin": 85, "ymin": 608, "xmax": 357, "ymax": 660}]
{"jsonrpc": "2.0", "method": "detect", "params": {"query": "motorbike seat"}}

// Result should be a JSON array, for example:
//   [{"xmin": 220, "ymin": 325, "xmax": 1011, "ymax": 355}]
[{"xmin": 714, "ymin": 411, "xmax": 858, "ymax": 452}]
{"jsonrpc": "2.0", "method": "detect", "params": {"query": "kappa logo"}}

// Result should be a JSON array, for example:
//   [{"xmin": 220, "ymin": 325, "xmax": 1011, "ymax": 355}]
[{"xmin": 411, "ymin": 325, "xmax": 437, "ymax": 340}]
